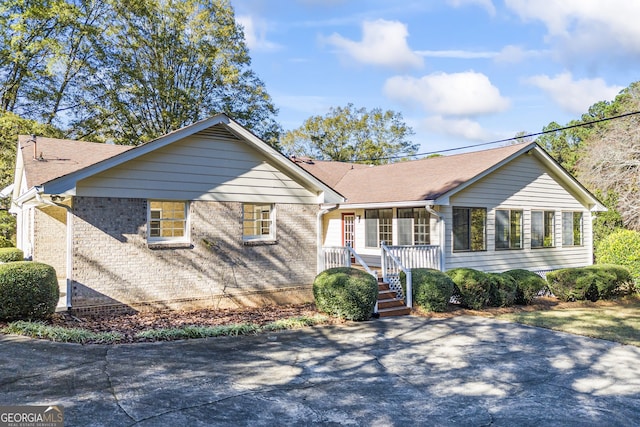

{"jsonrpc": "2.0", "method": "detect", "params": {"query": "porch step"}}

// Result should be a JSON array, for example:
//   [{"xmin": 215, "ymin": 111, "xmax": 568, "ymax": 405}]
[
  {"xmin": 376, "ymin": 280, "xmax": 410, "ymax": 317},
  {"xmin": 378, "ymin": 306, "xmax": 412, "ymax": 317}
]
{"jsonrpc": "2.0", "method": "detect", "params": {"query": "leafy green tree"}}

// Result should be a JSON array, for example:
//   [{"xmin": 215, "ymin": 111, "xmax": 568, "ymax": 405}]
[
  {"xmin": 281, "ymin": 104, "xmax": 418, "ymax": 164},
  {"xmin": 0, "ymin": 0, "xmax": 80, "ymax": 114},
  {"xmin": 74, "ymin": 0, "xmax": 280, "ymax": 145}
]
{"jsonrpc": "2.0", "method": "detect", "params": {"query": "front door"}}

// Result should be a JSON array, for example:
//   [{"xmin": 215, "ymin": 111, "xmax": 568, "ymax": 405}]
[{"xmin": 343, "ymin": 213, "xmax": 355, "ymax": 251}]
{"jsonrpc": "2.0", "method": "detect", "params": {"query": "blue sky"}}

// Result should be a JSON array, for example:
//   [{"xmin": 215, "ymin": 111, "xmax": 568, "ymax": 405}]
[{"xmin": 230, "ymin": 0, "xmax": 639, "ymax": 155}]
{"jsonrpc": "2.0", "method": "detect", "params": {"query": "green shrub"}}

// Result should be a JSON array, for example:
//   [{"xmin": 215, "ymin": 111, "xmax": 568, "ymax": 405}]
[
  {"xmin": 400, "ymin": 268, "xmax": 454, "ymax": 312},
  {"xmin": 595, "ymin": 229, "xmax": 640, "ymax": 285},
  {"xmin": 0, "ymin": 262, "xmax": 59, "ymax": 321},
  {"xmin": 546, "ymin": 265, "xmax": 632, "ymax": 302},
  {"xmin": 502, "ymin": 269, "xmax": 547, "ymax": 305},
  {"xmin": 0, "ymin": 247, "xmax": 24, "ymax": 263},
  {"xmin": 0, "ymin": 237, "xmax": 14, "ymax": 248},
  {"xmin": 445, "ymin": 268, "xmax": 491, "ymax": 310},
  {"xmin": 487, "ymin": 273, "xmax": 517, "ymax": 307},
  {"xmin": 313, "ymin": 267, "xmax": 378, "ymax": 321}
]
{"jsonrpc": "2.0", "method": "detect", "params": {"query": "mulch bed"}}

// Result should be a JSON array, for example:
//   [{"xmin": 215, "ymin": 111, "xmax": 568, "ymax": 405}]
[{"xmin": 1, "ymin": 297, "xmax": 633, "ymax": 344}]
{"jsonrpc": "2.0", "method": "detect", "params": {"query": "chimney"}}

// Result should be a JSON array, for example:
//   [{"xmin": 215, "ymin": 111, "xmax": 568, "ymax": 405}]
[{"xmin": 31, "ymin": 134, "xmax": 37, "ymax": 160}]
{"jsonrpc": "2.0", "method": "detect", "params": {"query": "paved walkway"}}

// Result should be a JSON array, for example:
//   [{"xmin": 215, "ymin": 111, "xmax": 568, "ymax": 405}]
[{"xmin": 1, "ymin": 316, "xmax": 640, "ymax": 426}]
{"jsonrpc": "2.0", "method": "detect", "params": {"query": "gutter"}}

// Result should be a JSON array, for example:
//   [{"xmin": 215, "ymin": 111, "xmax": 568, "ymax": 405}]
[
  {"xmin": 35, "ymin": 192, "xmax": 73, "ymax": 310},
  {"xmin": 426, "ymin": 205, "xmax": 446, "ymax": 272},
  {"xmin": 317, "ymin": 204, "xmax": 338, "ymax": 274}
]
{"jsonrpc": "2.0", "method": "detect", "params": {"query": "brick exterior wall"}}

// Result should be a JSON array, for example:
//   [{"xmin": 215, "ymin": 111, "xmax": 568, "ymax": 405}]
[
  {"xmin": 70, "ymin": 197, "xmax": 318, "ymax": 313},
  {"xmin": 33, "ymin": 206, "xmax": 67, "ymax": 279}
]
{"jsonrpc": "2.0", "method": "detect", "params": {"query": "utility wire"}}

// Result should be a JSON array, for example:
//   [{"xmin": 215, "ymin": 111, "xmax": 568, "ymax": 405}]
[{"xmin": 356, "ymin": 109, "xmax": 640, "ymax": 163}]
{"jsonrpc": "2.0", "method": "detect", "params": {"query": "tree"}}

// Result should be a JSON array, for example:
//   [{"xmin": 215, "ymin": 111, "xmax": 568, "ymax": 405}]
[
  {"xmin": 74, "ymin": 0, "xmax": 280, "ymax": 145},
  {"xmin": 577, "ymin": 111, "xmax": 640, "ymax": 232},
  {"xmin": 0, "ymin": 0, "xmax": 80, "ymax": 114},
  {"xmin": 1, "ymin": 0, "xmax": 280, "ymax": 145},
  {"xmin": 537, "ymin": 101, "xmax": 613, "ymax": 174},
  {"xmin": 281, "ymin": 104, "xmax": 418, "ymax": 164}
]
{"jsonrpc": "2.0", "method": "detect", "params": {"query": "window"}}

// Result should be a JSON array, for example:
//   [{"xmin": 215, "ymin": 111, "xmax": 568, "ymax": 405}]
[
  {"xmin": 562, "ymin": 211, "xmax": 583, "ymax": 246},
  {"xmin": 148, "ymin": 201, "xmax": 188, "ymax": 242},
  {"xmin": 453, "ymin": 207, "xmax": 486, "ymax": 251},
  {"xmin": 495, "ymin": 209, "xmax": 523, "ymax": 250},
  {"xmin": 243, "ymin": 204, "xmax": 274, "ymax": 241},
  {"xmin": 532, "ymin": 211, "xmax": 555, "ymax": 248},
  {"xmin": 398, "ymin": 208, "xmax": 431, "ymax": 245},
  {"xmin": 365, "ymin": 209, "xmax": 392, "ymax": 247}
]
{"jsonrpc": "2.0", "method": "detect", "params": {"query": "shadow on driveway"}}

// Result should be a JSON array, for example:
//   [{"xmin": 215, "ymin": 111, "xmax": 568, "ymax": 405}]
[{"xmin": 1, "ymin": 316, "xmax": 639, "ymax": 426}]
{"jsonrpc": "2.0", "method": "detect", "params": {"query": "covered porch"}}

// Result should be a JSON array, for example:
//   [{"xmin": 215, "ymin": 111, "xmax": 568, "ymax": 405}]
[{"xmin": 320, "ymin": 243, "xmax": 442, "ymax": 316}]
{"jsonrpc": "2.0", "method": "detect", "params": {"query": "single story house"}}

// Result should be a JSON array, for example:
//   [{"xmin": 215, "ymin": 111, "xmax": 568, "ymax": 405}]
[
  {"xmin": 10, "ymin": 115, "xmax": 605, "ymax": 314},
  {"xmin": 10, "ymin": 114, "xmax": 343, "ymax": 314}
]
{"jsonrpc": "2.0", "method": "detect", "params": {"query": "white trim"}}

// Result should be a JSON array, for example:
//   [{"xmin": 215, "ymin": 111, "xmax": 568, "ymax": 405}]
[
  {"xmin": 146, "ymin": 200, "xmax": 190, "ymax": 244},
  {"xmin": 337, "ymin": 200, "xmax": 436, "ymax": 210}
]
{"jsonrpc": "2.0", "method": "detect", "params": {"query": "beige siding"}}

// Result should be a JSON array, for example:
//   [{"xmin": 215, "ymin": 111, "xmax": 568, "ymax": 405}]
[
  {"xmin": 444, "ymin": 154, "xmax": 593, "ymax": 272},
  {"xmin": 77, "ymin": 129, "xmax": 319, "ymax": 204}
]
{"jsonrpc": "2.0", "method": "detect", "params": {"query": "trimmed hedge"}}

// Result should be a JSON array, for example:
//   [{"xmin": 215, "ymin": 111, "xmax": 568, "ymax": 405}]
[
  {"xmin": 401, "ymin": 268, "xmax": 454, "ymax": 312},
  {"xmin": 502, "ymin": 269, "xmax": 547, "ymax": 305},
  {"xmin": 0, "ymin": 247, "xmax": 24, "ymax": 263},
  {"xmin": 488, "ymin": 273, "xmax": 517, "ymax": 307},
  {"xmin": 595, "ymin": 229, "xmax": 640, "ymax": 285},
  {"xmin": 313, "ymin": 267, "xmax": 378, "ymax": 321},
  {"xmin": 546, "ymin": 265, "xmax": 632, "ymax": 302},
  {"xmin": 0, "ymin": 261, "xmax": 59, "ymax": 321},
  {"xmin": 446, "ymin": 268, "xmax": 491, "ymax": 310}
]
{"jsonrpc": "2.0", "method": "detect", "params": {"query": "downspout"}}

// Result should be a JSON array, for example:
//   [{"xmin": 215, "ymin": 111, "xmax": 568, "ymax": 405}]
[
  {"xmin": 317, "ymin": 204, "xmax": 338, "ymax": 274},
  {"xmin": 426, "ymin": 205, "xmax": 446, "ymax": 272},
  {"xmin": 36, "ymin": 193, "xmax": 73, "ymax": 309}
]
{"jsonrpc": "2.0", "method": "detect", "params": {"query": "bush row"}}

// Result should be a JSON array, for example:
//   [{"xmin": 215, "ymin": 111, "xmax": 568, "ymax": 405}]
[
  {"xmin": 0, "ymin": 247, "xmax": 24, "ymax": 263},
  {"xmin": 312, "ymin": 263, "xmax": 634, "ymax": 319}
]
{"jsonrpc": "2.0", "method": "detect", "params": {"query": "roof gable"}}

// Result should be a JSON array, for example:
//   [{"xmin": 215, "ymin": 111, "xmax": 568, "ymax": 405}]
[
  {"xmin": 296, "ymin": 142, "xmax": 606, "ymax": 211},
  {"xmin": 20, "ymin": 114, "xmax": 343, "ymax": 204}
]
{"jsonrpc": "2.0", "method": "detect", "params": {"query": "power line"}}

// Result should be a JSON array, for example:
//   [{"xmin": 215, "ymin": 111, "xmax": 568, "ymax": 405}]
[{"xmin": 357, "ymin": 109, "xmax": 640, "ymax": 163}]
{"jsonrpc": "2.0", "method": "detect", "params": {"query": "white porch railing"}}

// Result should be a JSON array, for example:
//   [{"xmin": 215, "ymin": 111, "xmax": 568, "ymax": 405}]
[
  {"xmin": 382, "ymin": 244, "xmax": 441, "ymax": 271},
  {"xmin": 380, "ymin": 242, "xmax": 411, "ymax": 308}
]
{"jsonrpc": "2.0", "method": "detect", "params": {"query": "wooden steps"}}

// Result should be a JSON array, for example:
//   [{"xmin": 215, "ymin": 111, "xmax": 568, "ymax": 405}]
[{"xmin": 377, "ymin": 279, "xmax": 410, "ymax": 317}]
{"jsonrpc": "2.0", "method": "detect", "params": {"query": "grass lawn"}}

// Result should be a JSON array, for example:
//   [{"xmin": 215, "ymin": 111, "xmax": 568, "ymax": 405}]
[{"xmin": 495, "ymin": 296, "xmax": 640, "ymax": 346}]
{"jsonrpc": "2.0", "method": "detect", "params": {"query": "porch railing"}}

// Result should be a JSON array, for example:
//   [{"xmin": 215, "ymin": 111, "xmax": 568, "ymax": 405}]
[
  {"xmin": 381, "ymin": 242, "xmax": 413, "ymax": 308},
  {"xmin": 383, "ymin": 244, "xmax": 441, "ymax": 271}
]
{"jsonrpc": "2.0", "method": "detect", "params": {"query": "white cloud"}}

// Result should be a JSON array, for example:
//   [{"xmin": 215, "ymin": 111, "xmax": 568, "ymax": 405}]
[
  {"xmin": 526, "ymin": 72, "xmax": 624, "ymax": 114},
  {"xmin": 447, "ymin": 0, "xmax": 496, "ymax": 16},
  {"xmin": 323, "ymin": 19, "xmax": 423, "ymax": 70},
  {"xmin": 416, "ymin": 49, "xmax": 497, "ymax": 59},
  {"xmin": 423, "ymin": 116, "xmax": 491, "ymax": 141},
  {"xmin": 236, "ymin": 15, "xmax": 281, "ymax": 52},
  {"xmin": 383, "ymin": 71, "xmax": 510, "ymax": 116},
  {"xmin": 505, "ymin": 0, "xmax": 640, "ymax": 60},
  {"xmin": 494, "ymin": 45, "xmax": 548, "ymax": 64}
]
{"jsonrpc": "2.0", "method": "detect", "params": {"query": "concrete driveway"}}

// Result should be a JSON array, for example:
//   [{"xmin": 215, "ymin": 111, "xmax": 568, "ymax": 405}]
[{"xmin": 1, "ymin": 315, "xmax": 640, "ymax": 426}]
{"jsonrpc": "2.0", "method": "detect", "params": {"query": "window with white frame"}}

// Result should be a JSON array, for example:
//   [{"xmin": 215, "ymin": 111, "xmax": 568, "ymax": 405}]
[
  {"xmin": 531, "ymin": 210, "xmax": 555, "ymax": 248},
  {"xmin": 243, "ymin": 203, "xmax": 275, "ymax": 241},
  {"xmin": 562, "ymin": 211, "xmax": 583, "ymax": 246},
  {"xmin": 453, "ymin": 207, "xmax": 486, "ymax": 251},
  {"xmin": 495, "ymin": 209, "xmax": 523, "ymax": 250},
  {"xmin": 398, "ymin": 207, "xmax": 431, "ymax": 245},
  {"xmin": 148, "ymin": 200, "xmax": 188, "ymax": 242},
  {"xmin": 365, "ymin": 209, "xmax": 392, "ymax": 247}
]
